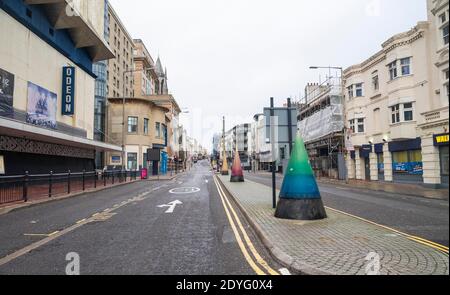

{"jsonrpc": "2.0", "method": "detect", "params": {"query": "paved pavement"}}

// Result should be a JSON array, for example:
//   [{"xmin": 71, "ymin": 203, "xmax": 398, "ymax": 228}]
[
  {"xmin": 245, "ymin": 172, "xmax": 449, "ymax": 246},
  {"xmin": 0, "ymin": 161, "xmax": 282, "ymax": 275},
  {"xmin": 217, "ymin": 175, "xmax": 449, "ymax": 275}
]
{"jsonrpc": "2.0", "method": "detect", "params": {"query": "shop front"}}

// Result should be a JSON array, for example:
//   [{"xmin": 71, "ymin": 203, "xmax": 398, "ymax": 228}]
[
  {"xmin": 389, "ymin": 138, "xmax": 423, "ymax": 184},
  {"xmin": 375, "ymin": 143, "xmax": 385, "ymax": 181},
  {"xmin": 434, "ymin": 133, "xmax": 449, "ymax": 187}
]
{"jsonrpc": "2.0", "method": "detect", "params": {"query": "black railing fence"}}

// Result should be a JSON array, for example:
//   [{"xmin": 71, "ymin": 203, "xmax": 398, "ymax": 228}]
[{"xmin": 0, "ymin": 170, "xmax": 138, "ymax": 205}]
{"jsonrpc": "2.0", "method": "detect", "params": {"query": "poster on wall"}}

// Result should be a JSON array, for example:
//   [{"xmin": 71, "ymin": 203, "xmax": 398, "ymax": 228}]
[
  {"xmin": 0, "ymin": 68, "xmax": 15, "ymax": 118},
  {"xmin": 26, "ymin": 82, "xmax": 57, "ymax": 129},
  {"xmin": 0, "ymin": 155, "xmax": 5, "ymax": 175}
]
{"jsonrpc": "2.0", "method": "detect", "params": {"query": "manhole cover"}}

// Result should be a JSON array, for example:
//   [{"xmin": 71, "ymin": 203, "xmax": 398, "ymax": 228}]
[{"xmin": 169, "ymin": 187, "xmax": 201, "ymax": 194}]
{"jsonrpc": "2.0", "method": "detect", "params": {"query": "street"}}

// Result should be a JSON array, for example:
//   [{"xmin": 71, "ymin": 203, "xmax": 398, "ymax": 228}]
[
  {"xmin": 245, "ymin": 172, "xmax": 449, "ymax": 247},
  {"xmin": 0, "ymin": 161, "xmax": 282, "ymax": 275}
]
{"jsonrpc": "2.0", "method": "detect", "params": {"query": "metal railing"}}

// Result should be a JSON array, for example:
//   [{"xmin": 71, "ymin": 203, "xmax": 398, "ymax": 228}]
[{"xmin": 0, "ymin": 170, "xmax": 138, "ymax": 205}]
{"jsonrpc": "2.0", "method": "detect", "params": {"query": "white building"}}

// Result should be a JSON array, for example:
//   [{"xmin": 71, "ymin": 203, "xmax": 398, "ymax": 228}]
[{"xmin": 344, "ymin": 0, "xmax": 449, "ymax": 187}]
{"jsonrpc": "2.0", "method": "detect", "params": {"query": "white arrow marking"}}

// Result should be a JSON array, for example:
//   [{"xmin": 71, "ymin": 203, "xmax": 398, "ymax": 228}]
[{"xmin": 157, "ymin": 200, "xmax": 183, "ymax": 213}]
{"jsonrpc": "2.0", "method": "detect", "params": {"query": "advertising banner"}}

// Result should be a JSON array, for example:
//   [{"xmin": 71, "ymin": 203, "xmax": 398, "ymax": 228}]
[
  {"xmin": 0, "ymin": 68, "xmax": 15, "ymax": 118},
  {"xmin": 0, "ymin": 155, "xmax": 5, "ymax": 174},
  {"xmin": 26, "ymin": 82, "xmax": 57, "ymax": 129},
  {"xmin": 393, "ymin": 162, "xmax": 423, "ymax": 175}
]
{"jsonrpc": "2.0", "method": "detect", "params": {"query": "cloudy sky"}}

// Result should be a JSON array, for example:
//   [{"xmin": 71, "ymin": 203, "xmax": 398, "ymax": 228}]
[{"xmin": 109, "ymin": 0, "xmax": 427, "ymax": 149}]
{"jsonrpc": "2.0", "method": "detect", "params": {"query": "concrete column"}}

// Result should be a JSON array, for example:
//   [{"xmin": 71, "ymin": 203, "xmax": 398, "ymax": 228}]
[
  {"xmin": 369, "ymin": 151, "xmax": 379, "ymax": 181},
  {"xmin": 421, "ymin": 135, "xmax": 441, "ymax": 187},
  {"xmin": 383, "ymin": 144, "xmax": 393, "ymax": 182},
  {"xmin": 346, "ymin": 155, "xmax": 356, "ymax": 179},
  {"xmin": 355, "ymin": 149, "xmax": 363, "ymax": 180}
]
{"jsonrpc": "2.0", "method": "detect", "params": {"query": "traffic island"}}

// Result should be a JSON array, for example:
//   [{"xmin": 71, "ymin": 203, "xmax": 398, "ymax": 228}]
[{"xmin": 216, "ymin": 175, "xmax": 449, "ymax": 275}]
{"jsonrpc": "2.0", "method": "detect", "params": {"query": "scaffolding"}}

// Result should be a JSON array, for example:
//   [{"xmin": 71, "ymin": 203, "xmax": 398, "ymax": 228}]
[{"xmin": 297, "ymin": 77, "xmax": 345, "ymax": 178}]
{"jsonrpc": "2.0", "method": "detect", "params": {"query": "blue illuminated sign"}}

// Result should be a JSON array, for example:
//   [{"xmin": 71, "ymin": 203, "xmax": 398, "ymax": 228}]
[{"xmin": 62, "ymin": 66, "xmax": 75, "ymax": 115}]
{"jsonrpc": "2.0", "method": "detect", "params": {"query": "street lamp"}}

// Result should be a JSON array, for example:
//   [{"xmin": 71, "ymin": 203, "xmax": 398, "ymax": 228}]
[
  {"xmin": 309, "ymin": 65, "xmax": 348, "ymax": 183},
  {"xmin": 122, "ymin": 67, "xmax": 155, "ymax": 170}
]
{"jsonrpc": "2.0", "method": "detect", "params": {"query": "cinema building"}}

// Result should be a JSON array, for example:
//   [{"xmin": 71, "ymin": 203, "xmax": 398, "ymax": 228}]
[{"xmin": 0, "ymin": 0, "xmax": 121, "ymax": 176}]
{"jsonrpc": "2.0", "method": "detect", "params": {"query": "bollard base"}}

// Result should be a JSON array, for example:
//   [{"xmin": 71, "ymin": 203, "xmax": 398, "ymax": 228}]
[
  {"xmin": 230, "ymin": 175, "xmax": 244, "ymax": 182},
  {"xmin": 221, "ymin": 171, "xmax": 229, "ymax": 176},
  {"xmin": 275, "ymin": 198, "xmax": 327, "ymax": 220}
]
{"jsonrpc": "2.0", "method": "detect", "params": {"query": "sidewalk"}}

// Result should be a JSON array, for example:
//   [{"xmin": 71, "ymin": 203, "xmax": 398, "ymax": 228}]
[
  {"xmin": 252, "ymin": 171, "xmax": 449, "ymax": 200},
  {"xmin": 217, "ymin": 175, "xmax": 449, "ymax": 275}
]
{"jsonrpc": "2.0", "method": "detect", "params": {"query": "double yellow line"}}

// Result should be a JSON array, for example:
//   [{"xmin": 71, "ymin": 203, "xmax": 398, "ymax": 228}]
[
  {"xmin": 213, "ymin": 175, "xmax": 279, "ymax": 275},
  {"xmin": 326, "ymin": 207, "xmax": 449, "ymax": 255}
]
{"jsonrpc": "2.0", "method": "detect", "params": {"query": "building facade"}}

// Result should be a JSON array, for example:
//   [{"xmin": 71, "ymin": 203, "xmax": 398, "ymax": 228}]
[
  {"xmin": 298, "ymin": 78, "xmax": 345, "ymax": 179},
  {"xmin": 106, "ymin": 4, "xmax": 134, "ymax": 99},
  {"xmin": 344, "ymin": 0, "xmax": 449, "ymax": 187},
  {"xmin": 0, "ymin": 0, "xmax": 121, "ymax": 176}
]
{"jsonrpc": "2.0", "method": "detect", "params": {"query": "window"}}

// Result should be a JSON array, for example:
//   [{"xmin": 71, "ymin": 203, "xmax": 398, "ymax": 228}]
[
  {"xmin": 355, "ymin": 83, "xmax": 363, "ymax": 97},
  {"xmin": 373, "ymin": 108, "xmax": 381, "ymax": 132},
  {"xmin": 391, "ymin": 104, "xmax": 400, "ymax": 123},
  {"xmin": 444, "ymin": 69, "xmax": 449, "ymax": 98},
  {"xmin": 347, "ymin": 85, "xmax": 354, "ymax": 99},
  {"xmin": 357, "ymin": 118, "xmax": 365, "ymax": 133},
  {"xmin": 443, "ymin": 25, "xmax": 449, "ymax": 45},
  {"xmin": 128, "ymin": 117, "xmax": 138, "ymax": 133},
  {"xmin": 155, "ymin": 122, "xmax": 161, "ymax": 138},
  {"xmin": 400, "ymin": 58, "xmax": 411, "ymax": 76},
  {"xmin": 127, "ymin": 153, "xmax": 138, "ymax": 170},
  {"xmin": 144, "ymin": 118, "xmax": 149, "ymax": 135},
  {"xmin": 403, "ymin": 103, "xmax": 414, "ymax": 121},
  {"xmin": 440, "ymin": 13, "xmax": 447, "ymax": 24},
  {"xmin": 372, "ymin": 72, "xmax": 379, "ymax": 91},
  {"xmin": 388, "ymin": 61, "xmax": 397, "ymax": 80},
  {"xmin": 349, "ymin": 119, "xmax": 355, "ymax": 133}
]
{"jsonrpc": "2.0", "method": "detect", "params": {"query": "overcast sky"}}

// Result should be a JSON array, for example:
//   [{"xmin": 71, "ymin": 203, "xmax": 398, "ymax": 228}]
[{"xmin": 109, "ymin": 0, "xmax": 427, "ymax": 149}]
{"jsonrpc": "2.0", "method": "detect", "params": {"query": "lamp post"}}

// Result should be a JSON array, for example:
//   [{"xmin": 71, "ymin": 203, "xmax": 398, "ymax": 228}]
[
  {"xmin": 309, "ymin": 66, "xmax": 348, "ymax": 184},
  {"xmin": 121, "ymin": 67, "xmax": 155, "ymax": 171}
]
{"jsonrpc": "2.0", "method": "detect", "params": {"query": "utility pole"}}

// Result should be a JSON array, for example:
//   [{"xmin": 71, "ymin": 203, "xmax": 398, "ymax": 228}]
[{"xmin": 270, "ymin": 97, "xmax": 276, "ymax": 209}]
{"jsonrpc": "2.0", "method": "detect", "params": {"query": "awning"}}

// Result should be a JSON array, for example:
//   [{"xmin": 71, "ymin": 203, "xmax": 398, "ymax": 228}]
[{"xmin": 0, "ymin": 117, "xmax": 122, "ymax": 152}]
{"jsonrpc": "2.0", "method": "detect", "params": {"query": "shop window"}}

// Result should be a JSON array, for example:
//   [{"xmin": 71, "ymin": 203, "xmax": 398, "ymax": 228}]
[
  {"xmin": 440, "ymin": 146, "xmax": 449, "ymax": 176},
  {"xmin": 392, "ymin": 150, "xmax": 423, "ymax": 175},
  {"xmin": 377, "ymin": 153, "xmax": 384, "ymax": 174},
  {"xmin": 127, "ymin": 153, "xmax": 138, "ymax": 170}
]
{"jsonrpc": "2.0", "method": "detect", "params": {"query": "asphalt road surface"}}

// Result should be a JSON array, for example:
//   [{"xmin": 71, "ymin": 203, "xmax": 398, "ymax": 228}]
[
  {"xmin": 244, "ymin": 172, "xmax": 449, "ymax": 247},
  {"xmin": 0, "ymin": 161, "xmax": 282, "ymax": 275}
]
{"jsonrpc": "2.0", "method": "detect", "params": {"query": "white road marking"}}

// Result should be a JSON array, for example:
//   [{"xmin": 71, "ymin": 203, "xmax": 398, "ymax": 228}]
[
  {"xmin": 279, "ymin": 268, "xmax": 291, "ymax": 275},
  {"xmin": 169, "ymin": 187, "xmax": 201, "ymax": 194},
  {"xmin": 157, "ymin": 200, "xmax": 183, "ymax": 213}
]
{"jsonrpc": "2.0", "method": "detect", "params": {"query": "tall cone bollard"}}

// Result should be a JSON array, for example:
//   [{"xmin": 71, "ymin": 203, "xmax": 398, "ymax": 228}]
[
  {"xmin": 221, "ymin": 152, "xmax": 229, "ymax": 176},
  {"xmin": 275, "ymin": 136, "xmax": 327, "ymax": 220},
  {"xmin": 230, "ymin": 146, "xmax": 244, "ymax": 182}
]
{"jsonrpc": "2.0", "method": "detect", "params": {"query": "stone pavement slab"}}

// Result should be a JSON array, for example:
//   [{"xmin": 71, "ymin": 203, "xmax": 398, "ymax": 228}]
[{"xmin": 217, "ymin": 175, "xmax": 449, "ymax": 275}]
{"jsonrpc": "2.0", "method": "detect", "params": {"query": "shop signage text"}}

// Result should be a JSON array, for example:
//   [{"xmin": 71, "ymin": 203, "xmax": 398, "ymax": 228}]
[
  {"xmin": 62, "ymin": 66, "xmax": 75, "ymax": 115},
  {"xmin": 434, "ymin": 133, "xmax": 449, "ymax": 146}
]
